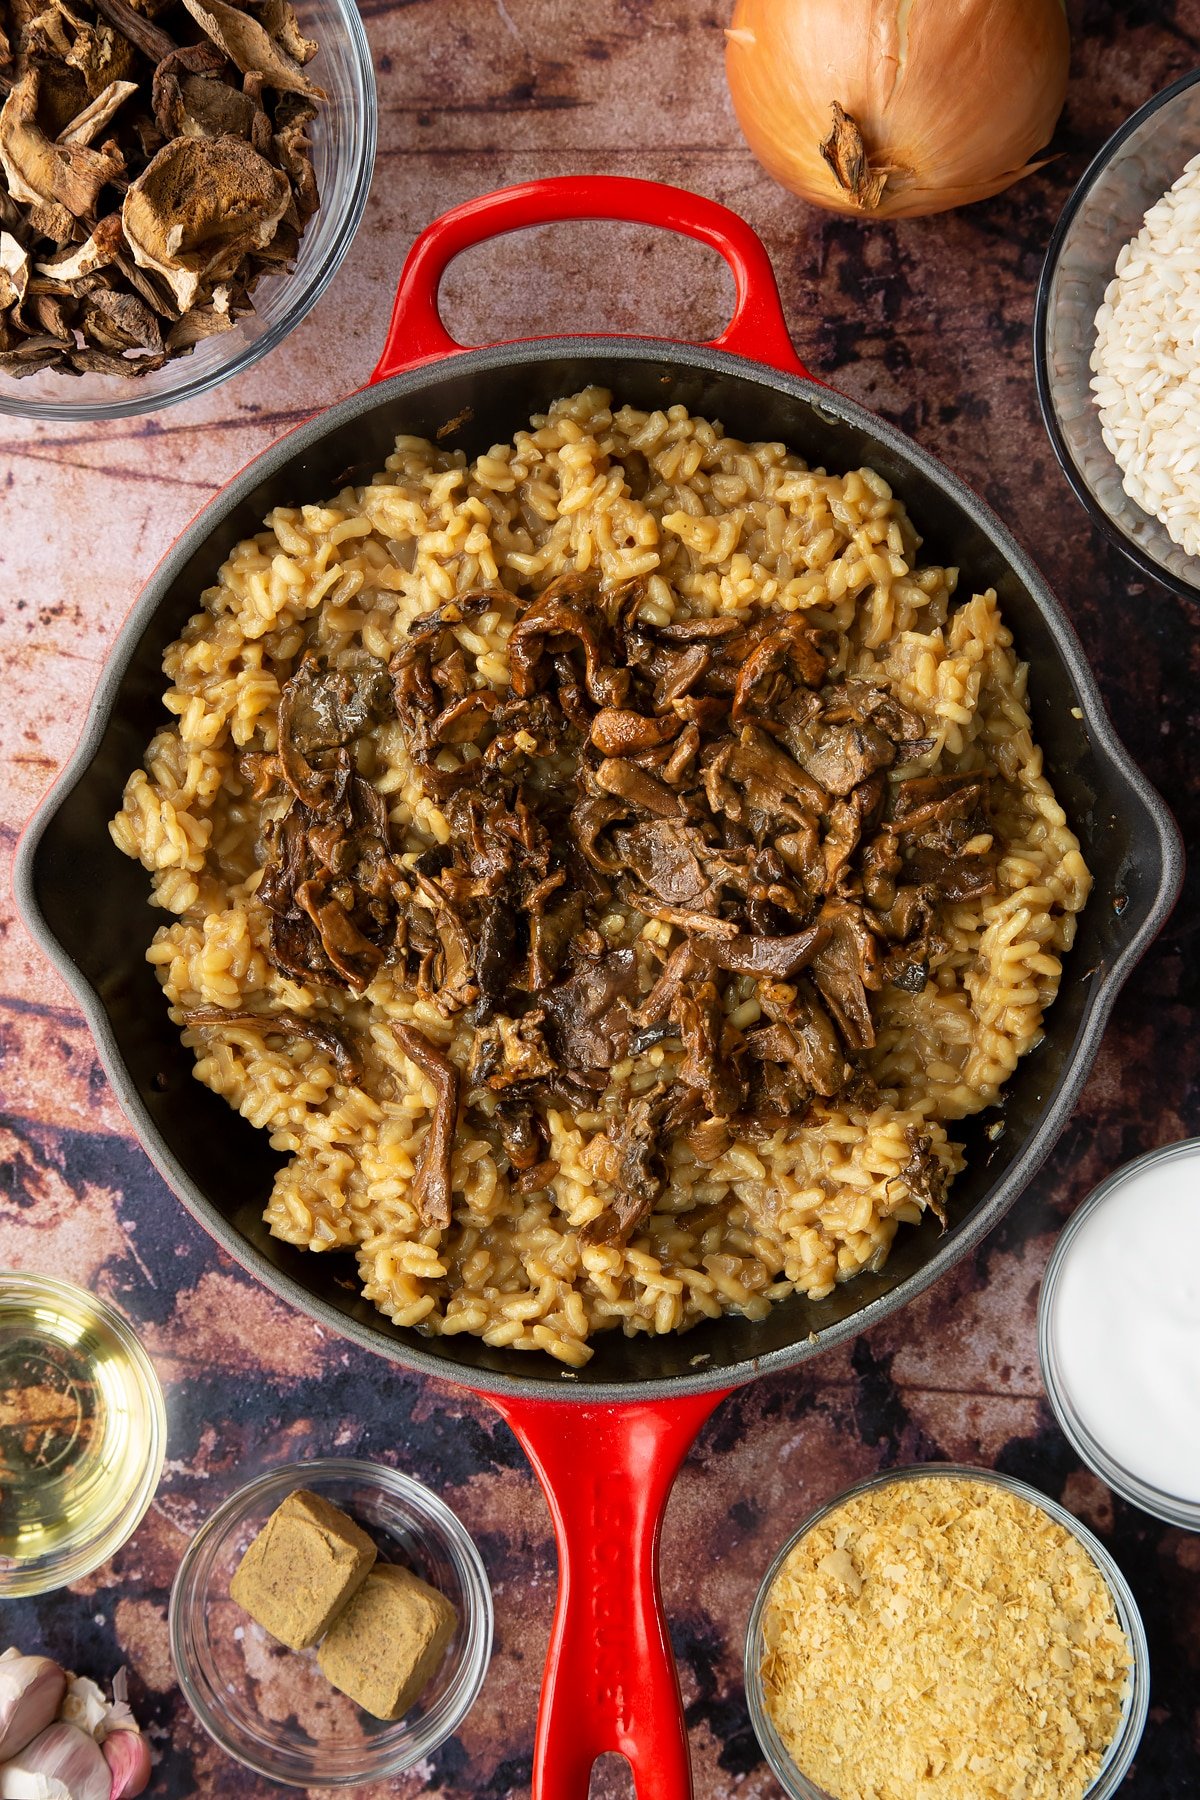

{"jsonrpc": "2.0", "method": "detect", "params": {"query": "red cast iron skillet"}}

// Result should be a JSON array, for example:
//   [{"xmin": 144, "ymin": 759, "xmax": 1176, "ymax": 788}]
[{"xmin": 15, "ymin": 178, "xmax": 1183, "ymax": 1800}]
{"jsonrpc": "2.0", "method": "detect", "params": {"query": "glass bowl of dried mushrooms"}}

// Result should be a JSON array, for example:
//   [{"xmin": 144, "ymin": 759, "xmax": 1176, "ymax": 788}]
[{"xmin": 0, "ymin": 0, "xmax": 376, "ymax": 419}]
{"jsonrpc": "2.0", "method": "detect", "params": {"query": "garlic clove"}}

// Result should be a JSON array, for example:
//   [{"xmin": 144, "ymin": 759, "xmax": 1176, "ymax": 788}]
[
  {"xmin": 0, "ymin": 1658, "xmax": 67, "ymax": 1762},
  {"xmin": 0, "ymin": 1721, "xmax": 111, "ymax": 1800},
  {"xmin": 57, "ymin": 1678, "xmax": 108, "ymax": 1742},
  {"xmin": 101, "ymin": 1732, "xmax": 151, "ymax": 1799}
]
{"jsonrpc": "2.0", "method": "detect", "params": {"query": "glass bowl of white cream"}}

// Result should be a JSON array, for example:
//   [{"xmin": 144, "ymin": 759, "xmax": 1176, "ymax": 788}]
[{"xmin": 1039, "ymin": 1138, "xmax": 1200, "ymax": 1530}]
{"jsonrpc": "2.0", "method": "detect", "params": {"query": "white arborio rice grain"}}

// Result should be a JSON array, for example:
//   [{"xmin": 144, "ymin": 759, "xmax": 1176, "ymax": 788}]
[{"xmin": 1091, "ymin": 152, "xmax": 1200, "ymax": 555}]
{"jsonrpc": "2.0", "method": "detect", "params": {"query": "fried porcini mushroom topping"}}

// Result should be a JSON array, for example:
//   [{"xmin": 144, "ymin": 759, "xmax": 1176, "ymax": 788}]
[
  {"xmin": 182, "ymin": 1005, "xmax": 361, "ymax": 1083},
  {"xmin": 894, "ymin": 1125, "xmax": 951, "ymax": 1227},
  {"xmin": 391, "ymin": 1022, "xmax": 459, "ymax": 1230},
  {"xmin": 253, "ymin": 651, "xmax": 396, "ymax": 991},
  {"xmin": 253, "ymin": 571, "xmax": 1002, "ymax": 1246},
  {"xmin": 0, "ymin": 0, "xmax": 325, "ymax": 379}
]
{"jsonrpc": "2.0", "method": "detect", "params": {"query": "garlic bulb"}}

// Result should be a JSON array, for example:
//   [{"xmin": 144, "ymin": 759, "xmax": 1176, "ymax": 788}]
[
  {"xmin": 0, "ymin": 1657, "xmax": 67, "ymax": 1763},
  {"xmin": 0, "ymin": 1721, "xmax": 111, "ymax": 1800},
  {"xmin": 725, "ymin": 0, "xmax": 1070, "ymax": 220}
]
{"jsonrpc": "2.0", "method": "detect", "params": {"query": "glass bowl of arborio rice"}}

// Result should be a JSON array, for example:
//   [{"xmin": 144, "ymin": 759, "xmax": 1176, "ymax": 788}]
[{"xmin": 1035, "ymin": 66, "xmax": 1200, "ymax": 600}]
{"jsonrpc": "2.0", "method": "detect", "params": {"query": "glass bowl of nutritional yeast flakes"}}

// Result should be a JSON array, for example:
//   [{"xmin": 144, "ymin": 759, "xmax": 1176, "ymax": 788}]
[
  {"xmin": 1040, "ymin": 1137, "xmax": 1200, "ymax": 1530},
  {"xmin": 169, "ymin": 1458, "xmax": 493, "ymax": 1787},
  {"xmin": 744, "ymin": 1464, "xmax": 1149, "ymax": 1800},
  {"xmin": 0, "ymin": 1271, "xmax": 167, "ymax": 1596}
]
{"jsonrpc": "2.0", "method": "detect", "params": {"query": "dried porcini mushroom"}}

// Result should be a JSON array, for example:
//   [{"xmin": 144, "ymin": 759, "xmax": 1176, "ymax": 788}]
[
  {"xmin": 34, "ymin": 207, "xmax": 121, "ymax": 277},
  {"xmin": 251, "ymin": 0, "xmax": 316, "ymax": 67},
  {"xmin": 57, "ymin": 76, "xmax": 138, "ymax": 143},
  {"xmin": 0, "ymin": 229, "xmax": 31, "ymax": 307},
  {"xmin": 181, "ymin": 0, "xmax": 321, "ymax": 95},
  {"xmin": 80, "ymin": 283, "xmax": 163, "ymax": 351},
  {"xmin": 123, "ymin": 133, "xmax": 289, "ymax": 310},
  {"xmin": 0, "ymin": 67, "xmax": 122, "ymax": 215},
  {"xmin": 164, "ymin": 294, "xmax": 231, "ymax": 347},
  {"xmin": 0, "ymin": 0, "xmax": 326, "ymax": 380}
]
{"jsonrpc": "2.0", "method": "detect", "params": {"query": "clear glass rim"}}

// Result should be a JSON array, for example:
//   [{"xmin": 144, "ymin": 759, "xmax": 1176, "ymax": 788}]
[
  {"xmin": 1039, "ymin": 1136, "xmax": 1200, "ymax": 1531},
  {"xmin": 1032, "ymin": 63, "xmax": 1200, "ymax": 603},
  {"xmin": 743, "ymin": 1462, "xmax": 1150, "ymax": 1800},
  {"xmin": 0, "ymin": 0, "xmax": 377, "ymax": 424},
  {"xmin": 168, "ymin": 1456, "xmax": 494, "ymax": 1787},
  {"xmin": 0, "ymin": 1270, "xmax": 167, "ymax": 1597}
]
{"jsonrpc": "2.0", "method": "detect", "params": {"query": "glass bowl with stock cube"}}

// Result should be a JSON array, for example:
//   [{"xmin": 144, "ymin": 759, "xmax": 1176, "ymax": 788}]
[{"xmin": 168, "ymin": 1457, "xmax": 493, "ymax": 1786}]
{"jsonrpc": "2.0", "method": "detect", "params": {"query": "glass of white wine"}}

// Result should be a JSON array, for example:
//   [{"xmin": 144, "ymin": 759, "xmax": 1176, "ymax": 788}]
[{"xmin": 0, "ymin": 1273, "xmax": 166, "ymax": 1596}]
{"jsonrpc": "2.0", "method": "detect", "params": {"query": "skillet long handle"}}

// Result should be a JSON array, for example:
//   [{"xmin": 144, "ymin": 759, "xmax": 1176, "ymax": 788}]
[
  {"xmin": 369, "ymin": 175, "xmax": 811, "ymax": 382},
  {"xmin": 490, "ymin": 1390, "xmax": 731, "ymax": 1800}
]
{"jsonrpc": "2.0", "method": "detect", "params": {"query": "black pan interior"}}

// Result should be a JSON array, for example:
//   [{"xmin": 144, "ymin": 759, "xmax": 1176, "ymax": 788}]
[{"xmin": 23, "ymin": 342, "xmax": 1180, "ymax": 1398}]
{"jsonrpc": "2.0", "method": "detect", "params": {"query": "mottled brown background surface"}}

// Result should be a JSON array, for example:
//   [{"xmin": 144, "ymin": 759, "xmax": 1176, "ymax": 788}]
[{"xmin": 2, "ymin": 1, "xmax": 1199, "ymax": 1795}]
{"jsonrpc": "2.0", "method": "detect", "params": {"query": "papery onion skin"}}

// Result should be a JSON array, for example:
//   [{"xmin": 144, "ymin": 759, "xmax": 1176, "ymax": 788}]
[{"xmin": 725, "ymin": 0, "xmax": 1069, "ymax": 220}]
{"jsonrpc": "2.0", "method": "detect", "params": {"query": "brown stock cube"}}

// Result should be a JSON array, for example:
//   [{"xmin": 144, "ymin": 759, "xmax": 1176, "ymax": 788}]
[
  {"xmin": 317, "ymin": 1562, "xmax": 458, "ymax": 1719},
  {"xmin": 229, "ymin": 1488, "xmax": 377, "ymax": 1650}
]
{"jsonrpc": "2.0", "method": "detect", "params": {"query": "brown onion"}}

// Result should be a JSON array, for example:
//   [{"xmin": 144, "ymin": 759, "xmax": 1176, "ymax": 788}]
[{"xmin": 725, "ymin": 0, "xmax": 1069, "ymax": 220}]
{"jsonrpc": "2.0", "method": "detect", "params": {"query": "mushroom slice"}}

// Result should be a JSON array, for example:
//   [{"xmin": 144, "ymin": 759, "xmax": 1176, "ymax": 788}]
[
  {"xmin": 20, "ymin": 5, "xmax": 76, "ymax": 71},
  {"xmin": 0, "ymin": 232, "xmax": 31, "ymax": 311},
  {"xmin": 175, "ymin": 72, "xmax": 259, "ymax": 141},
  {"xmin": 182, "ymin": 1006, "xmax": 361, "ymax": 1084},
  {"xmin": 151, "ymin": 41, "xmax": 239, "ymax": 137},
  {"xmin": 252, "ymin": 0, "xmax": 317, "ymax": 65},
  {"xmin": 64, "ymin": 13, "xmax": 139, "ymax": 102},
  {"xmin": 113, "ymin": 249, "xmax": 175, "ymax": 315},
  {"xmin": 57, "ymin": 77, "xmax": 137, "ymax": 145},
  {"xmin": 273, "ymin": 91, "xmax": 318, "ymax": 218},
  {"xmin": 165, "ymin": 300, "xmax": 235, "ymax": 350},
  {"xmin": 36, "ymin": 211, "xmax": 123, "ymax": 281},
  {"xmin": 26, "ymin": 198, "xmax": 77, "ymax": 244},
  {"xmin": 68, "ymin": 343, "xmax": 167, "ymax": 376},
  {"xmin": 121, "ymin": 133, "xmax": 290, "ymax": 312},
  {"xmin": 0, "ymin": 334, "xmax": 65, "ymax": 375},
  {"xmin": 21, "ymin": 50, "xmax": 87, "ymax": 137},
  {"xmin": 0, "ymin": 68, "xmax": 123, "ymax": 218},
  {"xmin": 28, "ymin": 286, "xmax": 74, "ymax": 340},
  {"xmin": 390, "ymin": 1023, "xmax": 458, "ymax": 1230},
  {"xmin": 182, "ymin": 0, "xmax": 324, "ymax": 96},
  {"xmin": 80, "ymin": 286, "xmax": 163, "ymax": 354}
]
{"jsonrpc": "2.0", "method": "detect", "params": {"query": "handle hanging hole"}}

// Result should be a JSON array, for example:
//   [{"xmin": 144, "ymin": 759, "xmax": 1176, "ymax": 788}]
[{"xmin": 588, "ymin": 1751, "xmax": 636, "ymax": 1798}]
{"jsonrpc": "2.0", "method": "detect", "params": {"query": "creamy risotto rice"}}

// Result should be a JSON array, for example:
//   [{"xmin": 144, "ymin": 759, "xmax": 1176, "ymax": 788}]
[{"xmin": 110, "ymin": 389, "xmax": 1091, "ymax": 1365}]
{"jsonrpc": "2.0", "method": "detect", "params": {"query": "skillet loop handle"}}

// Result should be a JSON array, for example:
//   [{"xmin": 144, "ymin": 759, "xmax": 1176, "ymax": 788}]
[
  {"xmin": 491, "ymin": 1389, "xmax": 730, "ymax": 1800},
  {"xmin": 370, "ymin": 176, "xmax": 810, "ymax": 383}
]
